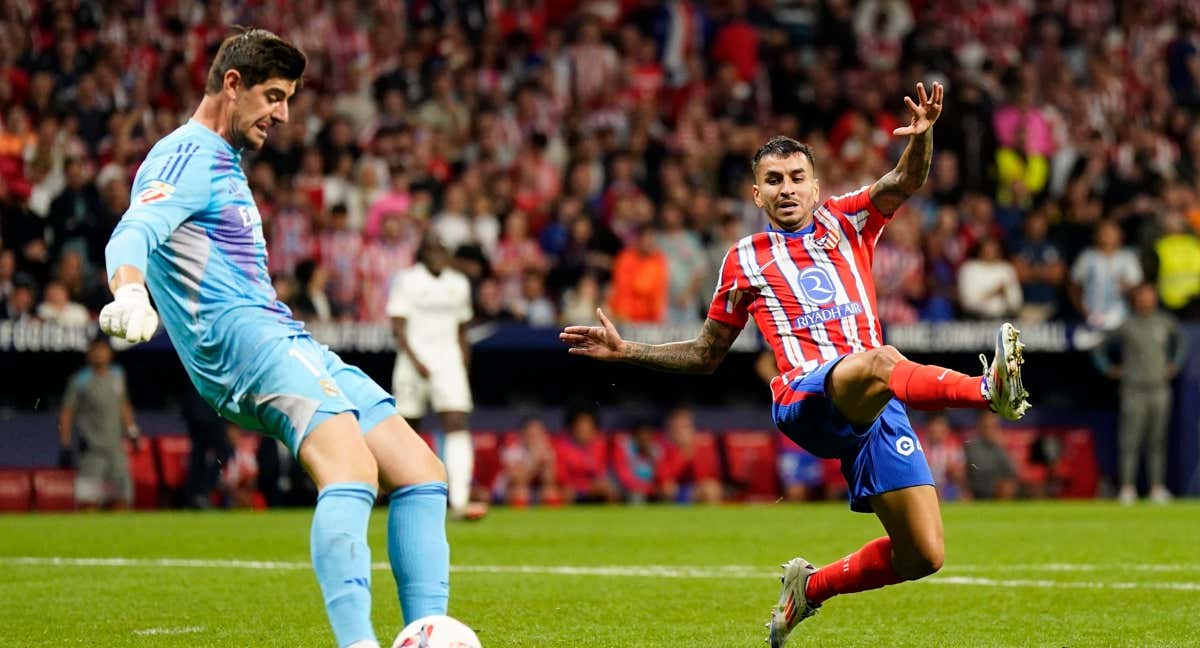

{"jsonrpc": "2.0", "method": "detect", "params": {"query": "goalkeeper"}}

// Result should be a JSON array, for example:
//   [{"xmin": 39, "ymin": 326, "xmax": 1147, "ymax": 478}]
[{"xmin": 100, "ymin": 28, "xmax": 449, "ymax": 648}]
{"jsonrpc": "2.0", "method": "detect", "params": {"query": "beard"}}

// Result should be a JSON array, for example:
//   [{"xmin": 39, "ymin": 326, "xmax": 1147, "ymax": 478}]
[{"xmin": 227, "ymin": 111, "xmax": 256, "ymax": 150}]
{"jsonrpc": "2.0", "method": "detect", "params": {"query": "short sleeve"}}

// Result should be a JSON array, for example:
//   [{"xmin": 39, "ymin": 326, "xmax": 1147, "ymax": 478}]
[
  {"xmin": 705, "ymin": 243, "xmax": 755, "ymax": 329},
  {"xmin": 61, "ymin": 371, "xmax": 84, "ymax": 410},
  {"xmin": 823, "ymin": 184, "xmax": 889, "ymax": 242},
  {"xmin": 455, "ymin": 274, "xmax": 473, "ymax": 324},
  {"xmin": 1070, "ymin": 252, "xmax": 1089, "ymax": 284}
]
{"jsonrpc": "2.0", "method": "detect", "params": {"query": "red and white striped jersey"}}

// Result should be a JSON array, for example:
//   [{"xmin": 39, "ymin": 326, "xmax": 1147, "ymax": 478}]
[{"xmin": 706, "ymin": 184, "xmax": 893, "ymax": 380}]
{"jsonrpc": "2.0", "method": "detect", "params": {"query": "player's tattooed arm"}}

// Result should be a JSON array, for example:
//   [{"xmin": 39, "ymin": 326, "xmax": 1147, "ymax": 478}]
[
  {"xmin": 560, "ymin": 310, "xmax": 740, "ymax": 374},
  {"xmin": 871, "ymin": 81, "xmax": 944, "ymax": 215},
  {"xmin": 623, "ymin": 318, "xmax": 740, "ymax": 374}
]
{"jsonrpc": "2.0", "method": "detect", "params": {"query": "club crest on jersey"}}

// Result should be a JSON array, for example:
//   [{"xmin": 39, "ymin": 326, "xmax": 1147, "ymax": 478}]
[
  {"xmin": 136, "ymin": 180, "xmax": 176, "ymax": 205},
  {"xmin": 798, "ymin": 267, "xmax": 837, "ymax": 304}
]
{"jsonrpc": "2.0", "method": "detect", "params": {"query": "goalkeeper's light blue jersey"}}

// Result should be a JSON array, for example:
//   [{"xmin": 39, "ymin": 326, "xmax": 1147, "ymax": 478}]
[{"xmin": 105, "ymin": 119, "xmax": 305, "ymax": 407}]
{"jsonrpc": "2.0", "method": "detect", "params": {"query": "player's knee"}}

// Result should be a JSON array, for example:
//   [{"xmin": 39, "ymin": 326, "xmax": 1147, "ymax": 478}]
[
  {"xmin": 897, "ymin": 544, "xmax": 944, "ymax": 580},
  {"xmin": 868, "ymin": 345, "xmax": 905, "ymax": 385}
]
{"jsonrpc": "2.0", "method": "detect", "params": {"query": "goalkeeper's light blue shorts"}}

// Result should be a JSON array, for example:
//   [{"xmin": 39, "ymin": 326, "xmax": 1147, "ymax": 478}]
[
  {"xmin": 217, "ymin": 335, "xmax": 397, "ymax": 455},
  {"xmin": 772, "ymin": 354, "xmax": 934, "ymax": 513}
]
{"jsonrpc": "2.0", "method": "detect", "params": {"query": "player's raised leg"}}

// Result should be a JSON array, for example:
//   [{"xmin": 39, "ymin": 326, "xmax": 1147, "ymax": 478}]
[
  {"xmin": 365, "ymin": 415, "xmax": 451, "ymax": 624},
  {"xmin": 829, "ymin": 323, "xmax": 1030, "ymax": 422},
  {"xmin": 298, "ymin": 413, "xmax": 381, "ymax": 648}
]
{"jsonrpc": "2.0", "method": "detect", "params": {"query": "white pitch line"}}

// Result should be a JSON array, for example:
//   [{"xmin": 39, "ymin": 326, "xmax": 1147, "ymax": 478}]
[
  {"xmin": 133, "ymin": 626, "xmax": 204, "ymax": 636},
  {"xmin": 2, "ymin": 557, "xmax": 1199, "ymax": 592}
]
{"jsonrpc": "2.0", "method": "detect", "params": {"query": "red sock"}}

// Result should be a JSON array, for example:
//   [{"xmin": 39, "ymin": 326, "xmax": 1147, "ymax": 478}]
[
  {"xmin": 888, "ymin": 360, "xmax": 988, "ymax": 411},
  {"xmin": 804, "ymin": 536, "xmax": 903, "ymax": 606}
]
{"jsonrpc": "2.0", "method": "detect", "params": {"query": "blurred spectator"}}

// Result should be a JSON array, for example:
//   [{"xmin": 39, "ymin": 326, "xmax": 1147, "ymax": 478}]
[
  {"xmin": 560, "ymin": 272, "xmax": 603, "ymax": 326},
  {"xmin": 873, "ymin": 213, "xmax": 925, "ymax": 324},
  {"xmin": 495, "ymin": 416, "xmax": 562, "ymax": 508},
  {"xmin": 1, "ymin": 272, "xmax": 37, "ymax": 321},
  {"xmin": 611, "ymin": 421, "xmax": 666, "ymax": 503},
  {"xmin": 608, "ymin": 223, "xmax": 668, "ymax": 324},
  {"xmin": 1070, "ymin": 220, "xmax": 1143, "ymax": 330},
  {"xmin": 657, "ymin": 408, "xmax": 721, "ymax": 504},
  {"xmin": 964, "ymin": 412, "xmax": 1018, "ymax": 500},
  {"xmin": 474, "ymin": 276, "xmax": 520, "ymax": 324},
  {"xmin": 493, "ymin": 209, "xmax": 549, "ymax": 310},
  {"xmin": 777, "ymin": 443, "xmax": 825, "ymax": 503},
  {"xmin": 920, "ymin": 414, "xmax": 968, "ymax": 502},
  {"xmin": 1091, "ymin": 284, "xmax": 1185, "ymax": 506},
  {"xmin": 36, "ymin": 279, "xmax": 88, "ymax": 326},
  {"xmin": 46, "ymin": 157, "xmax": 102, "ymax": 262},
  {"xmin": 317, "ymin": 204, "xmax": 363, "ymax": 317},
  {"xmin": 0, "ymin": 249, "xmax": 16, "ymax": 307},
  {"xmin": 554, "ymin": 407, "xmax": 617, "ymax": 503},
  {"xmin": 513, "ymin": 269, "xmax": 557, "ymax": 326},
  {"xmin": 1151, "ymin": 210, "xmax": 1200, "ymax": 317},
  {"xmin": 1012, "ymin": 206, "xmax": 1066, "ymax": 323},
  {"xmin": 957, "ymin": 237, "xmax": 1022, "ymax": 319},
  {"xmin": 292, "ymin": 259, "xmax": 336, "ymax": 323},
  {"xmin": 359, "ymin": 213, "xmax": 417, "ymax": 322},
  {"xmin": 657, "ymin": 202, "xmax": 706, "ymax": 324},
  {"xmin": 57, "ymin": 336, "xmax": 139, "ymax": 511}
]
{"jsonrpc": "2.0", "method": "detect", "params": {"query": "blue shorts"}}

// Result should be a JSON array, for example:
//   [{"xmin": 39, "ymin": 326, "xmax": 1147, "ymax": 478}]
[
  {"xmin": 219, "ymin": 335, "xmax": 397, "ymax": 455},
  {"xmin": 771, "ymin": 355, "xmax": 933, "ymax": 513}
]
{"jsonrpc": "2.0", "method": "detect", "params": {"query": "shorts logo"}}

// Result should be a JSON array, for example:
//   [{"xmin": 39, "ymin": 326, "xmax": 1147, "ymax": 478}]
[
  {"xmin": 798, "ymin": 267, "xmax": 837, "ymax": 304},
  {"xmin": 319, "ymin": 378, "xmax": 340, "ymax": 397},
  {"xmin": 136, "ymin": 180, "xmax": 176, "ymax": 205},
  {"xmin": 895, "ymin": 435, "xmax": 921, "ymax": 456}
]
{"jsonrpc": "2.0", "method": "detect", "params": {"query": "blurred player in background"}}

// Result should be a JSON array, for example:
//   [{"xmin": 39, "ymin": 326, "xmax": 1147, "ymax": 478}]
[
  {"xmin": 58, "ymin": 335, "xmax": 139, "ymax": 511},
  {"xmin": 387, "ymin": 235, "xmax": 486, "ymax": 521},
  {"xmin": 99, "ymin": 29, "xmax": 449, "ymax": 648},
  {"xmin": 561, "ymin": 82, "xmax": 1031, "ymax": 647}
]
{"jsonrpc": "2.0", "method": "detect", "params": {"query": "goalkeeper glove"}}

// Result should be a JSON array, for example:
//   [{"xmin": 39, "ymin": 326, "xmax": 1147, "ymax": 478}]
[{"xmin": 99, "ymin": 284, "xmax": 159, "ymax": 343}]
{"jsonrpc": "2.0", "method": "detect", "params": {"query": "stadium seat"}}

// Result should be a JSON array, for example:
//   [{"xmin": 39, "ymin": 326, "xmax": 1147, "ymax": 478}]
[
  {"xmin": 0, "ymin": 470, "xmax": 33, "ymax": 512},
  {"xmin": 1055, "ymin": 427, "xmax": 1099, "ymax": 498},
  {"xmin": 124, "ymin": 438, "xmax": 159, "ymax": 510},
  {"xmin": 722, "ymin": 430, "xmax": 779, "ymax": 501},
  {"xmin": 31, "ymin": 469, "xmax": 75, "ymax": 511},
  {"xmin": 472, "ymin": 431, "xmax": 502, "ymax": 495},
  {"xmin": 154, "ymin": 435, "xmax": 193, "ymax": 505}
]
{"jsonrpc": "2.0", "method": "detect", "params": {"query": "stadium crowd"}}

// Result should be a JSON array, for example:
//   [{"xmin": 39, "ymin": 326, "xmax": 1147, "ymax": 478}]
[
  {"xmin": 1, "ymin": 0, "xmax": 1198, "ymax": 330},
  {"xmin": 2, "ymin": 1, "xmax": 1198, "ymax": 508}
]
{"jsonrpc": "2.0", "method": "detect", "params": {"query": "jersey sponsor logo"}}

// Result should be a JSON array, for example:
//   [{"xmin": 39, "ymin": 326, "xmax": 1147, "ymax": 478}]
[
  {"xmin": 895, "ymin": 435, "xmax": 922, "ymax": 457},
  {"xmin": 793, "ymin": 301, "xmax": 863, "ymax": 329},
  {"xmin": 136, "ymin": 180, "xmax": 176, "ymax": 205},
  {"xmin": 798, "ymin": 266, "xmax": 837, "ymax": 304}
]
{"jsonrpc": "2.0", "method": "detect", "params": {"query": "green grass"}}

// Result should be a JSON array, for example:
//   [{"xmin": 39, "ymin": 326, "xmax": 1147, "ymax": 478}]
[{"xmin": 1, "ymin": 502, "xmax": 1198, "ymax": 646}]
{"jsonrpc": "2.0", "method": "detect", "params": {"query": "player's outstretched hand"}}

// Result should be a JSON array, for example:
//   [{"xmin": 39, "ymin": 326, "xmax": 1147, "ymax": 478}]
[
  {"xmin": 559, "ymin": 308, "xmax": 626, "ymax": 361},
  {"xmin": 99, "ymin": 284, "xmax": 160, "ymax": 343},
  {"xmin": 893, "ymin": 81, "xmax": 943, "ymax": 137}
]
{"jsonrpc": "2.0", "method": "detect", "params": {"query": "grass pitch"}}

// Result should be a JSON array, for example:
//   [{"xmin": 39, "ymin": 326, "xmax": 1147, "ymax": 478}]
[{"xmin": 1, "ymin": 502, "xmax": 1197, "ymax": 647}]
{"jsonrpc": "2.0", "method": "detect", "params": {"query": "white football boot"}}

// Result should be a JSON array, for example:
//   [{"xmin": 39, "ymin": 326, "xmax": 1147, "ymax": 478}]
[
  {"xmin": 766, "ymin": 557, "xmax": 820, "ymax": 647},
  {"xmin": 981, "ymin": 322, "xmax": 1031, "ymax": 421}
]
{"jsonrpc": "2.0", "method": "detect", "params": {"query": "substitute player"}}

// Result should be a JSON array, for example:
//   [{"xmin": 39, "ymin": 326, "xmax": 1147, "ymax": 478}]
[
  {"xmin": 387, "ymin": 235, "xmax": 486, "ymax": 520},
  {"xmin": 560, "ymin": 82, "xmax": 1030, "ymax": 647},
  {"xmin": 99, "ymin": 29, "xmax": 449, "ymax": 648}
]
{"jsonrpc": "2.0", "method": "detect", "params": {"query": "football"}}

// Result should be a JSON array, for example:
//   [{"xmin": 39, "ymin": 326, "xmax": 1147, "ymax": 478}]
[{"xmin": 392, "ymin": 615, "xmax": 482, "ymax": 648}]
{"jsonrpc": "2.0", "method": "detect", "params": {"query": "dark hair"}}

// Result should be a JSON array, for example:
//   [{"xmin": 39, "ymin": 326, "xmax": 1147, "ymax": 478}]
[
  {"xmin": 751, "ymin": 136, "xmax": 816, "ymax": 175},
  {"xmin": 205, "ymin": 28, "xmax": 307, "ymax": 94}
]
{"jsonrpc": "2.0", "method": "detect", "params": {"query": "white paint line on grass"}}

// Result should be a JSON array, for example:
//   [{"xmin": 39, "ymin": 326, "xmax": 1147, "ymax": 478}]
[
  {"xmin": 3, "ymin": 557, "xmax": 1199, "ymax": 592},
  {"xmin": 133, "ymin": 626, "xmax": 204, "ymax": 636}
]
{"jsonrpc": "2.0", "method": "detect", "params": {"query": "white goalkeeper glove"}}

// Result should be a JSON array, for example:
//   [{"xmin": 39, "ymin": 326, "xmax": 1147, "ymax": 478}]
[{"xmin": 99, "ymin": 284, "xmax": 160, "ymax": 343}]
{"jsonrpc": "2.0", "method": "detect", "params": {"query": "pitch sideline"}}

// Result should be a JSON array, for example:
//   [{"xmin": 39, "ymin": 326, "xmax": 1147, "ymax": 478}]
[{"xmin": 2, "ymin": 556, "xmax": 1199, "ymax": 591}]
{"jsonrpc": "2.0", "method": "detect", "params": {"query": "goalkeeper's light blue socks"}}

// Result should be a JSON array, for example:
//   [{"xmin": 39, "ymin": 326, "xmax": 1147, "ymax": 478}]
[
  {"xmin": 387, "ymin": 482, "xmax": 450, "ymax": 622},
  {"xmin": 312, "ymin": 482, "xmax": 378, "ymax": 648}
]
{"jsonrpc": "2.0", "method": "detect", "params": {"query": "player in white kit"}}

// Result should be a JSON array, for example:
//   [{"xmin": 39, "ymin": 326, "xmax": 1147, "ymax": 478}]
[{"xmin": 387, "ymin": 235, "xmax": 486, "ymax": 520}]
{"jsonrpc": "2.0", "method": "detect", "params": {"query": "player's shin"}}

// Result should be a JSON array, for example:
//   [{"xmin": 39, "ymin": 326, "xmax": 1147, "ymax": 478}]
[
  {"xmin": 804, "ymin": 536, "xmax": 904, "ymax": 605},
  {"xmin": 311, "ymin": 482, "xmax": 379, "ymax": 647},
  {"xmin": 387, "ymin": 482, "xmax": 451, "ymax": 622},
  {"xmin": 888, "ymin": 360, "xmax": 988, "ymax": 411},
  {"xmin": 442, "ymin": 430, "xmax": 474, "ymax": 511}
]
